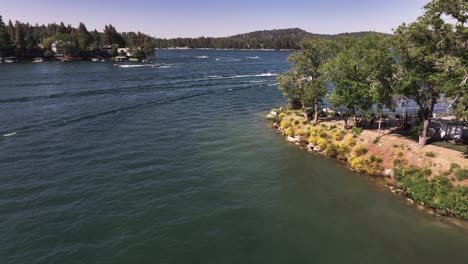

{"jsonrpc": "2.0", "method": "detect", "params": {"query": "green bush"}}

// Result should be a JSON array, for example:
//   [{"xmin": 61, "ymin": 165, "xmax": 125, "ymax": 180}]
[
  {"xmin": 455, "ymin": 169, "xmax": 468, "ymax": 181},
  {"xmin": 329, "ymin": 125, "xmax": 337, "ymax": 130},
  {"xmin": 302, "ymin": 120, "xmax": 308, "ymax": 125},
  {"xmin": 395, "ymin": 166, "xmax": 468, "ymax": 219},
  {"xmin": 271, "ymin": 115, "xmax": 280, "ymax": 123},
  {"xmin": 369, "ymin": 154, "xmax": 383, "ymax": 163},
  {"xmin": 450, "ymin": 163, "xmax": 460, "ymax": 172},
  {"xmin": 279, "ymin": 113, "xmax": 286, "ymax": 119},
  {"xmin": 354, "ymin": 145, "xmax": 368, "ymax": 157},
  {"xmin": 372, "ymin": 136, "xmax": 381, "ymax": 144},
  {"xmin": 352, "ymin": 127, "xmax": 363, "ymax": 135},
  {"xmin": 425, "ymin": 151, "xmax": 436, "ymax": 158},
  {"xmin": 294, "ymin": 120, "xmax": 300, "ymax": 125},
  {"xmin": 393, "ymin": 159, "xmax": 405, "ymax": 167}
]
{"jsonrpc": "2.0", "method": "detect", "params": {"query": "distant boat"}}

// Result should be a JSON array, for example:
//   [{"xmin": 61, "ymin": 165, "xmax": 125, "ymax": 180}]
[
  {"xmin": 4, "ymin": 57, "xmax": 17, "ymax": 63},
  {"xmin": 247, "ymin": 56, "xmax": 259, "ymax": 59},
  {"xmin": 60, "ymin": 56, "xmax": 73, "ymax": 62},
  {"xmin": 215, "ymin": 58, "xmax": 221, "ymax": 61},
  {"xmin": 196, "ymin": 56, "xmax": 209, "ymax": 59},
  {"xmin": 91, "ymin": 58, "xmax": 100, "ymax": 62},
  {"xmin": 33, "ymin": 57, "xmax": 43, "ymax": 63}
]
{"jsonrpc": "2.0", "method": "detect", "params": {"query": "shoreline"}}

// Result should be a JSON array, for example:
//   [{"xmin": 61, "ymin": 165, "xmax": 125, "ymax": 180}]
[{"xmin": 266, "ymin": 107, "xmax": 468, "ymax": 229}]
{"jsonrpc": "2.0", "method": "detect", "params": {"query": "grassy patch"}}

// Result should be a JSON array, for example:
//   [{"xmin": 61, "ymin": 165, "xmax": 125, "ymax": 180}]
[
  {"xmin": 395, "ymin": 166, "xmax": 468, "ymax": 219},
  {"xmin": 455, "ymin": 169, "xmax": 468, "ymax": 181},
  {"xmin": 425, "ymin": 151, "xmax": 436, "ymax": 158}
]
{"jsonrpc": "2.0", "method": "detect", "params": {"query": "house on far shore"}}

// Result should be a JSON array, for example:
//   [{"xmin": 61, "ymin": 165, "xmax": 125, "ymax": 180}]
[
  {"xmin": 117, "ymin": 47, "xmax": 132, "ymax": 57},
  {"xmin": 51, "ymin": 40, "xmax": 79, "ymax": 58}
]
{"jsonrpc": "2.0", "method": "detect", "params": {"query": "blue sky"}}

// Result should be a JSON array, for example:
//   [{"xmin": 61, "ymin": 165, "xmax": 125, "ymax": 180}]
[{"xmin": 1, "ymin": 0, "xmax": 430, "ymax": 38}]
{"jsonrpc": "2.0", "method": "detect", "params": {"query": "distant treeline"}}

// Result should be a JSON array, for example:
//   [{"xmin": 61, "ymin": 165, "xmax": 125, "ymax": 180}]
[
  {"xmin": 153, "ymin": 29, "xmax": 382, "ymax": 50},
  {"xmin": 0, "ymin": 15, "xmax": 156, "ymax": 59},
  {"xmin": 0, "ymin": 18, "xmax": 385, "ymax": 59}
]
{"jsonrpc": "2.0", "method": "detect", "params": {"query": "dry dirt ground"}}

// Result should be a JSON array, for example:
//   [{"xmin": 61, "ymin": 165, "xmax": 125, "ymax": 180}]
[{"xmin": 280, "ymin": 112, "xmax": 468, "ymax": 186}]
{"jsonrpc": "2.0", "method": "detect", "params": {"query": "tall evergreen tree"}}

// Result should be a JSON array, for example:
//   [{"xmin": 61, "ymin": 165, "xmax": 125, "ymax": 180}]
[{"xmin": 0, "ymin": 15, "xmax": 12, "ymax": 57}]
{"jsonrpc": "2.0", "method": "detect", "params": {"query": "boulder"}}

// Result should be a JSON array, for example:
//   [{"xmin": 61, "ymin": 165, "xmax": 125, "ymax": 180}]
[
  {"xmin": 307, "ymin": 143, "xmax": 315, "ymax": 150},
  {"xmin": 406, "ymin": 198, "xmax": 414, "ymax": 204},
  {"xmin": 313, "ymin": 146, "xmax": 322, "ymax": 152},
  {"xmin": 287, "ymin": 136, "xmax": 298, "ymax": 143},
  {"xmin": 266, "ymin": 114, "xmax": 274, "ymax": 120},
  {"xmin": 383, "ymin": 169, "xmax": 394, "ymax": 177},
  {"xmin": 270, "ymin": 111, "xmax": 278, "ymax": 116}
]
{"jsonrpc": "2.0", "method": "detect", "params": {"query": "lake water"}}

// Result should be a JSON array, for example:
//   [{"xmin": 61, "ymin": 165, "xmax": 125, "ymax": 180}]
[{"xmin": 1, "ymin": 50, "xmax": 467, "ymax": 263}]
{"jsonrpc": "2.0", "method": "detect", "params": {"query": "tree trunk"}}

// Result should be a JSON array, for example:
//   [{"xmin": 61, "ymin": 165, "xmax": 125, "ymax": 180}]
[
  {"xmin": 313, "ymin": 97, "xmax": 319, "ymax": 124},
  {"xmin": 419, "ymin": 119, "xmax": 430, "ymax": 147},
  {"xmin": 302, "ymin": 106, "xmax": 309, "ymax": 121},
  {"xmin": 353, "ymin": 114, "xmax": 357, "ymax": 127},
  {"xmin": 343, "ymin": 113, "xmax": 348, "ymax": 128},
  {"xmin": 418, "ymin": 97, "xmax": 436, "ymax": 148},
  {"xmin": 378, "ymin": 116, "xmax": 382, "ymax": 135}
]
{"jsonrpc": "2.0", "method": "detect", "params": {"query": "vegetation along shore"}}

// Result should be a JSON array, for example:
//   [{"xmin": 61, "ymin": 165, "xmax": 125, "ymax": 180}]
[{"xmin": 269, "ymin": 0, "xmax": 467, "ymax": 222}]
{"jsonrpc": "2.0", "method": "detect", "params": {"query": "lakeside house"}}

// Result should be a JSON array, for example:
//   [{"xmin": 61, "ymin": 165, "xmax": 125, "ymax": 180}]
[
  {"xmin": 117, "ymin": 47, "xmax": 132, "ymax": 57},
  {"xmin": 437, "ymin": 119, "xmax": 468, "ymax": 141}
]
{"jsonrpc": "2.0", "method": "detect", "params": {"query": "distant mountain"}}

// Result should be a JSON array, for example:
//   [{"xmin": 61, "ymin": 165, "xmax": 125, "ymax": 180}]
[
  {"xmin": 154, "ymin": 28, "xmax": 388, "ymax": 50},
  {"xmin": 230, "ymin": 28, "xmax": 386, "ymax": 40}
]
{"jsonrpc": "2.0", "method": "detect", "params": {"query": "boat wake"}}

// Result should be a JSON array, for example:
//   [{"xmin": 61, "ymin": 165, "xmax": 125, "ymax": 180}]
[
  {"xmin": 195, "ymin": 56, "xmax": 209, "ymax": 59},
  {"xmin": 207, "ymin": 73, "xmax": 276, "ymax": 79},
  {"xmin": 3, "ymin": 132, "xmax": 16, "ymax": 137}
]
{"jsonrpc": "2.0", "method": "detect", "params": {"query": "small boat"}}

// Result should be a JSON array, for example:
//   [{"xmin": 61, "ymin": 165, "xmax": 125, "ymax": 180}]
[
  {"xmin": 4, "ymin": 57, "xmax": 17, "ymax": 63},
  {"xmin": 247, "ymin": 56, "xmax": 259, "ymax": 59},
  {"xmin": 91, "ymin": 58, "xmax": 100, "ymax": 62},
  {"xmin": 33, "ymin": 57, "xmax": 43, "ymax": 63},
  {"xmin": 60, "ymin": 56, "xmax": 73, "ymax": 62},
  {"xmin": 196, "ymin": 55, "xmax": 209, "ymax": 59},
  {"xmin": 215, "ymin": 58, "xmax": 221, "ymax": 61}
]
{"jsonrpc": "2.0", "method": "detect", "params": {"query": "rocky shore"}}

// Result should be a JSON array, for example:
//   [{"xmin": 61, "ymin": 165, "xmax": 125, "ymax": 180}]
[{"xmin": 266, "ymin": 107, "xmax": 468, "ymax": 227}]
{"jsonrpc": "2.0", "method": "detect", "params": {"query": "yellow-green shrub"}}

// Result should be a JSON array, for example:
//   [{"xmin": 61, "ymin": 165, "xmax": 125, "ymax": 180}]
[
  {"xmin": 324, "ymin": 143, "xmax": 339, "ymax": 157},
  {"xmin": 279, "ymin": 113, "xmax": 286, "ymax": 119},
  {"xmin": 317, "ymin": 138, "xmax": 328, "ymax": 149},
  {"xmin": 394, "ymin": 149, "xmax": 404, "ymax": 158},
  {"xmin": 337, "ymin": 142, "xmax": 350, "ymax": 157},
  {"xmin": 351, "ymin": 156, "xmax": 381, "ymax": 175},
  {"xmin": 343, "ymin": 136, "xmax": 357, "ymax": 147},
  {"xmin": 285, "ymin": 127, "xmax": 294, "ymax": 137},
  {"xmin": 331, "ymin": 130, "xmax": 346, "ymax": 141},
  {"xmin": 354, "ymin": 145, "xmax": 368, "ymax": 157},
  {"xmin": 308, "ymin": 135, "xmax": 319, "ymax": 145},
  {"xmin": 280, "ymin": 119, "xmax": 291, "ymax": 129}
]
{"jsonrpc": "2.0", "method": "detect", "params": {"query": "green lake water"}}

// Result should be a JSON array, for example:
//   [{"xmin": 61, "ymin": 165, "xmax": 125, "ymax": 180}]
[{"xmin": 1, "ymin": 50, "xmax": 467, "ymax": 263}]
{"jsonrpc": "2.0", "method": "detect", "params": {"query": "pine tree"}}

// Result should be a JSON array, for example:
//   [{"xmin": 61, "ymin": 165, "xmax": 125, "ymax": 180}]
[{"xmin": 0, "ymin": 15, "xmax": 12, "ymax": 57}]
